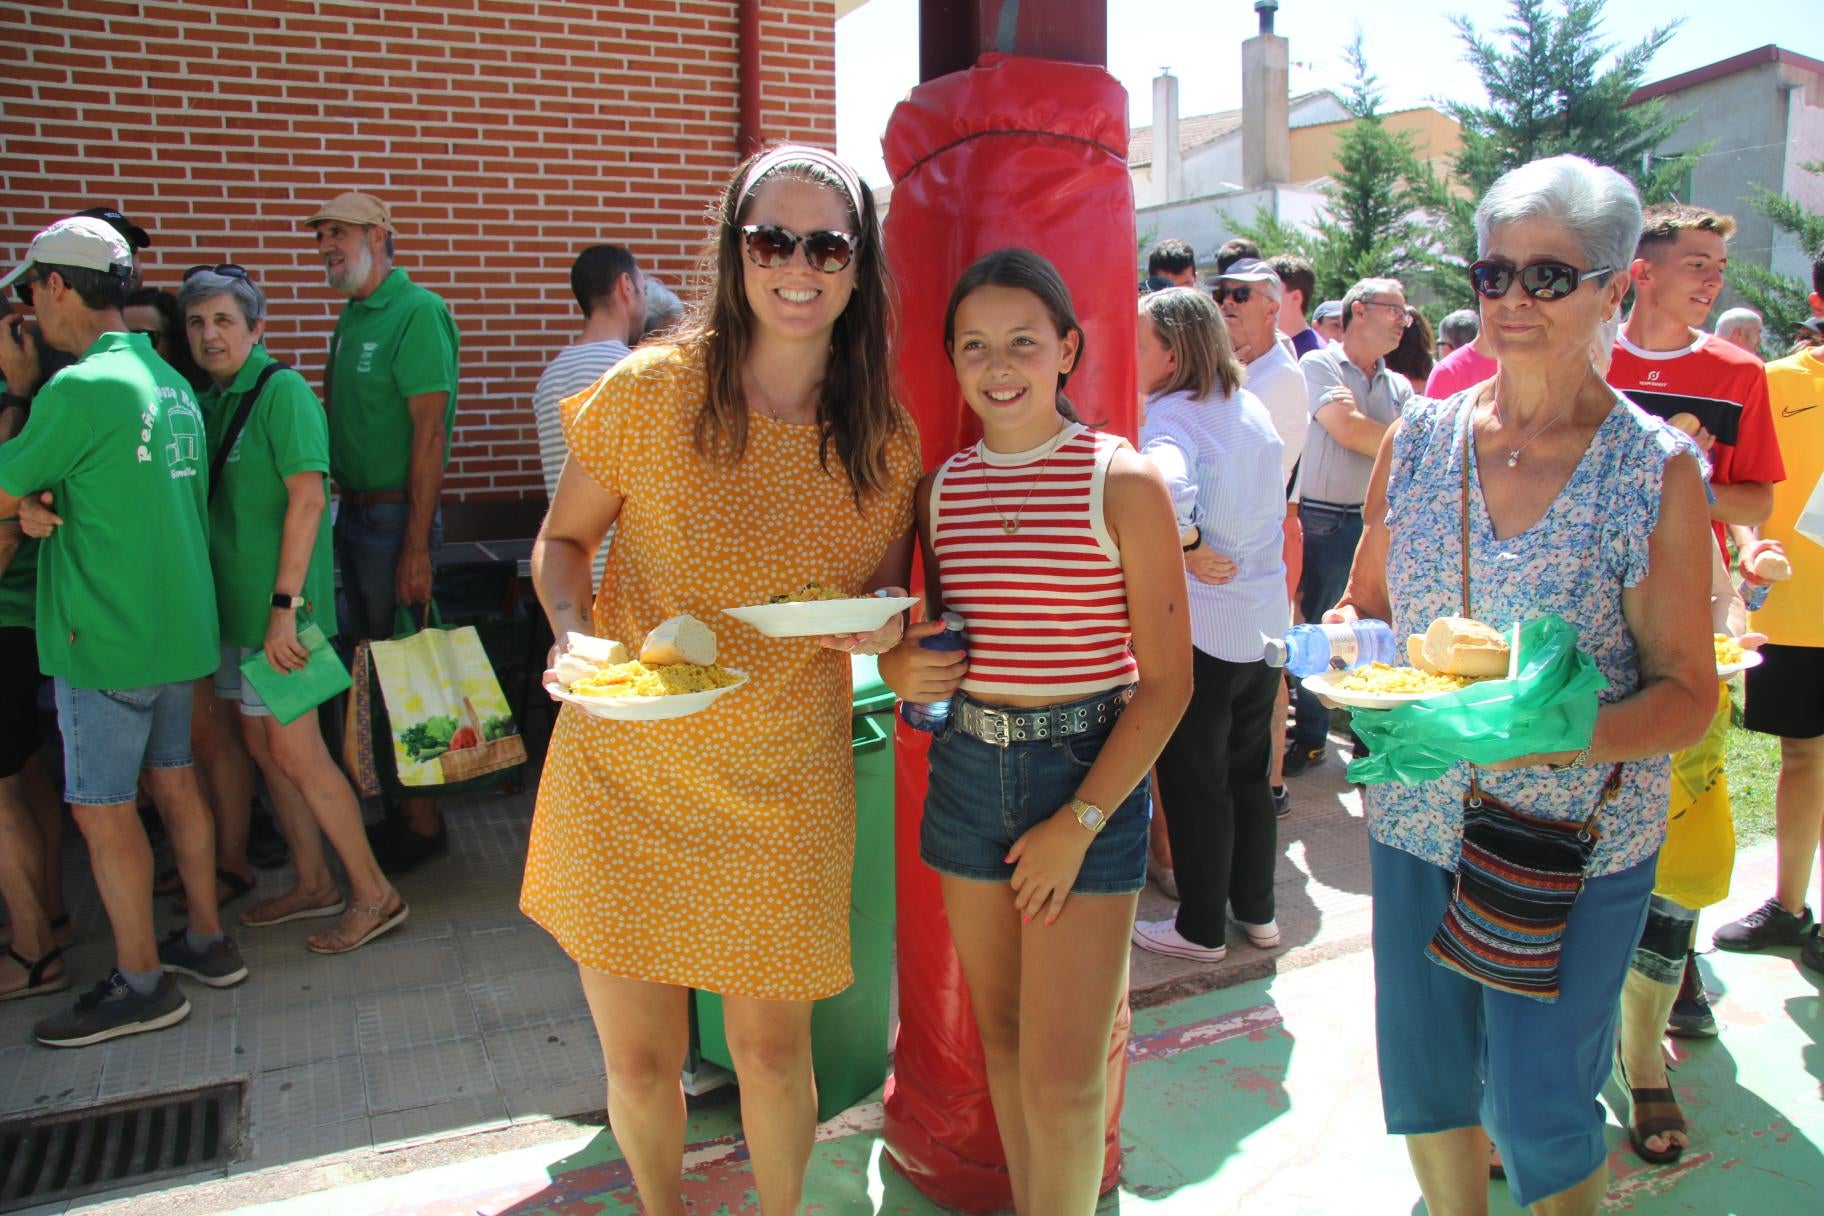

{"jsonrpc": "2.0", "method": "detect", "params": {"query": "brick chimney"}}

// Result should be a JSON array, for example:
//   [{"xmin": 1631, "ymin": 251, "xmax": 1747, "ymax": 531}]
[
  {"xmin": 1153, "ymin": 70, "xmax": 1184, "ymax": 203},
  {"xmin": 1242, "ymin": 1, "xmax": 1290, "ymax": 187}
]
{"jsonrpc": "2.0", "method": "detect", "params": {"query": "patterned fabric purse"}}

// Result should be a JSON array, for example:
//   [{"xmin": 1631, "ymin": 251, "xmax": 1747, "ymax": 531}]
[{"xmin": 1424, "ymin": 404, "xmax": 1621, "ymax": 1002}]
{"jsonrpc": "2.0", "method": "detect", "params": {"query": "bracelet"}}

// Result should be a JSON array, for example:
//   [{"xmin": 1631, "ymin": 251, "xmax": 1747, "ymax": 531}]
[
  {"xmin": 1181, "ymin": 533, "xmax": 1203, "ymax": 553},
  {"xmin": 0, "ymin": 392, "xmax": 28, "ymax": 413},
  {"xmin": 1549, "ymin": 745, "xmax": 1591, "ymax": 771}
]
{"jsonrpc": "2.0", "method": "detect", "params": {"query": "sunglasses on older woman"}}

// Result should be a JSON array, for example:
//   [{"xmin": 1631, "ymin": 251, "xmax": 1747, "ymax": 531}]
[
  {"xmin": 183, "ymin": 263, "xmax": 250, "ymax": 283},
  {"xmin": 1469, "ymin": 259, "xmax": 1614, "ymax": 302},
  {"xmin": 740, "ymin": 224, "xmax": 857, "ymax": 273}
]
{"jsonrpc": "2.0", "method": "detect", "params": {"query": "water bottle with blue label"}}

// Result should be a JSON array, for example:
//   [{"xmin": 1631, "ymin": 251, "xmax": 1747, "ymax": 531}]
[
  {"xmin": 899, "ymin": 612, "xmax": 968, "ymax": 733},
  {"xmin": 1262, "ymin": 620, "xmax": 1397, "ymax": 678}
]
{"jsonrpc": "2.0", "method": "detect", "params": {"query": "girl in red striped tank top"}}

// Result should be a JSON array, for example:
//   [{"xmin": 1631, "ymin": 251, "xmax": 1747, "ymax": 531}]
[{"xmin": 879, "ymin": 249, "xmax": 1192, "ymax": 1214}]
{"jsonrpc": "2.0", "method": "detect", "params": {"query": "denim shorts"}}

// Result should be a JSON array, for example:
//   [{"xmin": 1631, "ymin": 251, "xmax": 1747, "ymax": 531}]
[
  {"xmin": 53, "ymin": 677, "xmax": 195, "ymax": 806},
  {"xmin": 920, "ymin": 691, "xmax": 1150, "ymax": 896},
  {"xmin": 212, "ymin": 644, "xmax": 272, "ymax": 717},
  {"xmin": 332, "ymin": 499, "xmax": 443, "ymax": 643}
]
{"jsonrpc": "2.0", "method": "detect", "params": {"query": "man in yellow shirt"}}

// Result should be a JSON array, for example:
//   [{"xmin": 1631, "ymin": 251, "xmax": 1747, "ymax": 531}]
[{"xmin": 1723, "ymin": 249, "xmax": 1824, "ymax": 977}]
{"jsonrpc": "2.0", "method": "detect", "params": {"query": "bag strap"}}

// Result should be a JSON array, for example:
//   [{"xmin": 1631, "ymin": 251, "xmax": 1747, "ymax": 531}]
[
  {"xmin": 1459, "ymin": 403, "xmax": 1474, "ymax": 619},
  {"xmin": 208, "ymin": 361, "xmax": 292, "ymax": 504}
]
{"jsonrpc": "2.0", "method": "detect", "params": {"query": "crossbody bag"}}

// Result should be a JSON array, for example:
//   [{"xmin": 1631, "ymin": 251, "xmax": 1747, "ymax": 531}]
[{"xmin": 1424, "ymin": 404, "xmax": 1622, "ymax": 1003}]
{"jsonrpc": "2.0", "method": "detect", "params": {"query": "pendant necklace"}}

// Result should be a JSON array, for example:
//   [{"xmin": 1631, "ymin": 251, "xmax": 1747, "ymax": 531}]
[
  {"xmin": 1490, "ymin": 394, "xmax": 1571, "ymax": 468},
  {"xmin": 982, "ymin": 429, "xmax": 1067, "ymax": 534}
]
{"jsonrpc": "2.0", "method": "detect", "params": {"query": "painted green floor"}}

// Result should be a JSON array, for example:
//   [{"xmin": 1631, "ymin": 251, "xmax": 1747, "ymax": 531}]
[{"xmin": 229, "ymin": 940, "xmax": 1822, "ymax": 1216}]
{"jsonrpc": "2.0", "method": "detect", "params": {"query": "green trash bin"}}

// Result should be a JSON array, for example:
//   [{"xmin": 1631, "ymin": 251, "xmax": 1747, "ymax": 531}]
[{"xmin": 693, "ymin": 654, "xmax": 897, "ymax": 1119}]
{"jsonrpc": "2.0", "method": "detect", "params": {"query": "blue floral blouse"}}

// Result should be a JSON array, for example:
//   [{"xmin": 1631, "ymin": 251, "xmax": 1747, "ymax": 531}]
[{"xmin": 1363, "ymin": 391, "xmax": 1700, "ymax": 877}]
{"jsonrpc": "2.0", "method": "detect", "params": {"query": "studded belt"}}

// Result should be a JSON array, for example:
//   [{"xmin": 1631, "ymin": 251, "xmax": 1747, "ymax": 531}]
[{"xmin": 952, "ymin": 686, "xmax": 1135, "ymax": 748}]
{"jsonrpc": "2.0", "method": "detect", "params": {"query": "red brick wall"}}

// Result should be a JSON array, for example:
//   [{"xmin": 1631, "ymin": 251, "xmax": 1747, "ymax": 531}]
[{"xmin": 1, "ymin": 0, "xmax": 837, "ymax": 501}]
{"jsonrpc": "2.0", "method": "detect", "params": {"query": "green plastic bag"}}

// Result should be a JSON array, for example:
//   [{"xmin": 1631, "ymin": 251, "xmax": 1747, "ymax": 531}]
[{"xmin": 1345, "ymin": 615, "xmax": 1608, "ymax": 786}]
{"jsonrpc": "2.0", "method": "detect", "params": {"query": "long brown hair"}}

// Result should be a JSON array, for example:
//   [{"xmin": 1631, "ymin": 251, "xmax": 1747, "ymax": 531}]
[
  {"xmin": 942, "ymin": 248, "xmax": 1088, "ymax": 424},
  {"xmin": 674, "ymin": 147, "xmax": 900, "ymax": 499},
  {"xmin": 1137, "ymin": 287, "xmax": 1243, "ymax": 401}
]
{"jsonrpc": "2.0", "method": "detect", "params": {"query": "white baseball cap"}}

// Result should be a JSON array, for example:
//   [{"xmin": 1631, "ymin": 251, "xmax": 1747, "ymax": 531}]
[{"xmin": 0, "ymin": 216, "xmax": 134, "ymax": 297}]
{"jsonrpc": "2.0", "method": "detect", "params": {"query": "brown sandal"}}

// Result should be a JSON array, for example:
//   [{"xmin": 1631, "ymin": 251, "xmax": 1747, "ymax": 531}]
[
  {"xmin": 0, "ymin": 946, "xmax": 70, "ymax": 1003},
  {"xmin": 306, "ymin": 895, "xmax": 409, "ymax": 955},
  {"xmin": 1617, "ymin": 1052, "xmax": 1687, "ymax": 1164}
]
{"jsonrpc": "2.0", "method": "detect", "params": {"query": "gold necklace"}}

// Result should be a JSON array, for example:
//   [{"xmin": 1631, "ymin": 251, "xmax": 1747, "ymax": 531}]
[{"xmin": 981, "ymin": 429, "xmax": 1067, "ymax": 534}]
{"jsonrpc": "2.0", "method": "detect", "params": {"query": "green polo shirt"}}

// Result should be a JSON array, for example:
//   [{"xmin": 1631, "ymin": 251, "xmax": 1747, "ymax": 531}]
[
  {"xmin": 326, "ymin": 268, "xmax": 460, "ymax": 491},
  {"xmin": 200, "ymin": 344, "xmax": 337, "ymax": 648},
  {"xmin": 0, "ymin": 378, "xmax": 37, "ymax": 630},
  {"xmin": 0, "ymin": 333, "xmax": 218, "ymax": 688}
]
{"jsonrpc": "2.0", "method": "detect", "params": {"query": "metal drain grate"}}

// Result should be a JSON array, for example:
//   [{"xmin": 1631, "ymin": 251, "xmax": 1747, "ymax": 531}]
[{"xmin": 0, "ymin": 1081, "xmax": 244, "ymax": 1212}]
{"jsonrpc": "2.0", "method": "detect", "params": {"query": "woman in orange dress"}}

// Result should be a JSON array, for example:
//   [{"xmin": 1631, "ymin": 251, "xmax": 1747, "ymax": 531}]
[{"xmin": 522, "ymin": 145, "xmax": 919, "ymax": 1214}]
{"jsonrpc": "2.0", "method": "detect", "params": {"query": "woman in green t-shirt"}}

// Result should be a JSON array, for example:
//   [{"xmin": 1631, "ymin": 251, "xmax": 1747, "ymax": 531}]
[{"xmin": 179, "ymin": 267, "xmax": 405, "ymax": 955}]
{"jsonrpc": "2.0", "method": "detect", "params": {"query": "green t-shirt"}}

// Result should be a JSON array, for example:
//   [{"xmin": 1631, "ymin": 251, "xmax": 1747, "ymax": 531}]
[
  {"xmin": 0, "ymin": 379, "xmax": 38, "ymax": 630},
  {"xmin": 200, "ymin": 345, "xmax": 337, "ymax": 648},
  {"xmin": 0, "ymin": 332, "xmax": 218, "ymax": 687},
  {"xmin": 326, "ymin": 268, "xmax": 460, "ymax": 491}
]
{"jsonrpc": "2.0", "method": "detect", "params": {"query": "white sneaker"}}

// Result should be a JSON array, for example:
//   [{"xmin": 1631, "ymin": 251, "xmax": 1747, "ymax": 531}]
[
  {"xmin": 1236, "ymin": 918, "xmax": 1280, "ymax": 948},
  {"xmin": 1131, "ymin": 918, "xmax": 1227, "ymax": 962}
]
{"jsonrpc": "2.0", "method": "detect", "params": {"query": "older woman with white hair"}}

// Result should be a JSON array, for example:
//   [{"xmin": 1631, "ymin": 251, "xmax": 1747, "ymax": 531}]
[
  {"xmin": 179, "ymin": 266, "xmax": 404, "ymax": 955},
  {"xmin": 1328, "ymin": 156, "xmax": 1716, "ymax": 1214}
]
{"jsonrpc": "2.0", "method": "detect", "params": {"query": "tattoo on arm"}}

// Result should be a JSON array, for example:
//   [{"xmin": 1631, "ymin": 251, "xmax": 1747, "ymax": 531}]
[{"xmin": 555, "ymin": 601, "xmax": 572, "ymax": 613}]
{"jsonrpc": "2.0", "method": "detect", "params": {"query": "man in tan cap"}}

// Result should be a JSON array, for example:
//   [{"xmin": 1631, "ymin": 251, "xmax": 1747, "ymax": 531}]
[{"xmin": 307, "ymin": 191, "xmax": 461, "ymax": 872}]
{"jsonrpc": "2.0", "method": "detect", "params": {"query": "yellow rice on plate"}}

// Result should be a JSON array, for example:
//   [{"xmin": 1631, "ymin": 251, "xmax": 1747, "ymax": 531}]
[
  {"xmin": 1713, "ymin": 634, "xmax": 1744, "ymax": 667},
  {"xmin": 767, "ymin": 581, "xmax": 850, "ymax": 603},
  {"xmin": 1333, "ymin": 662, "xmax": 1482, "ymax": 697},
  {"xmin": 570, "ymin": 661, "xmax": 743, "ymax": 699}
]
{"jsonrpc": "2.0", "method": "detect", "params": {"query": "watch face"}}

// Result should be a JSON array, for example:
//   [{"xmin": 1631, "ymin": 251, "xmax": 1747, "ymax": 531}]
[{"xmin": 1081, "ymin": 807, "xmax": 1106, "ymax": 829}]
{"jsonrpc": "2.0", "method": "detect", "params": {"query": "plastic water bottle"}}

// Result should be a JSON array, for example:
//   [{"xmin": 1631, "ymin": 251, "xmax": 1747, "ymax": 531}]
[
  {"xmin": 899, "ymin": 612, "xmax": 968, "ymax": 732},
  {"xmin": 1262, "ymin": 620, "xmax": 1398, "ymax": 677},
  {"xmin": 1741, "ymin": 580, "xmax": 1773, "ymax": 613}
]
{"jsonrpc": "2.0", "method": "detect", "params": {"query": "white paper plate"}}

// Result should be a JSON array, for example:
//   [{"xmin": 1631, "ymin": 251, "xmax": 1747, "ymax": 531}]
[
  {"xmin": 547, "ymin": 669, "xmax": 748, "ymax": 721},
  {"xmin": 1300, "ymin": 670, "xmax": 1468, "ymax": 711},
  {"xmin": 723, "ymin": 596, "xmax": 919, "ymax": 638},
  {"xmin": 1716, "ymin": 649, "xmax": 1764, "ymax": 679}
]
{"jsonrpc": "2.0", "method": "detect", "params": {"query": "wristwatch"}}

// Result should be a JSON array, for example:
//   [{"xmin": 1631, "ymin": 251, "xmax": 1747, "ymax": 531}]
[
  {"xmin": 271, "ymin": 592, "xmax": 303, "ymax": 611},
  {"xmin": 1066, "ymin": 796, "xmax": 1110, "ymax": 834},
  {"xmin": 1549, "ymin": 746, "xmax": 1591, "ymax": 771}
]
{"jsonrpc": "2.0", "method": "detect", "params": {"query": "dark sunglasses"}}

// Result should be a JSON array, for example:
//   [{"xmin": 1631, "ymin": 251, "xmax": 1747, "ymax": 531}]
[
  {"xmin": 740, "ymin": 224, "xmax": 857, "ymax": 274},
  {"xmin": 1469, "ymin": 259, "xmax": 1614, "ymax": 302},
  {"xmin": 183, "ymin": 263, "xmax": 250, "ymax": 283},
  {"xmin": 1210, "ymin": 284, "xmax": 1255, "ymax": 305},
  {"xmin": 13, "ymin": 269, "xmax": 52, "ymax": 307}
]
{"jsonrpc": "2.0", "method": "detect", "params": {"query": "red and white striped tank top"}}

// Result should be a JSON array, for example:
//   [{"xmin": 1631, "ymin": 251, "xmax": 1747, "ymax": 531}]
[{"xmin": 930, "ymin": 423, "xmax": 1137, "ymax": 698}]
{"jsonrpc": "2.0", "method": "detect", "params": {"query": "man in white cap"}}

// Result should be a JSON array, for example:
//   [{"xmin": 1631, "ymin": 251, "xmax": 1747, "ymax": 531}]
[
  {"xmin": 306, "ymin": 191, "xmax": 460, "ymax": 871},
  {"xmin": 0, "ymin": 217, "xmax": 248, "ymax": 1046}
]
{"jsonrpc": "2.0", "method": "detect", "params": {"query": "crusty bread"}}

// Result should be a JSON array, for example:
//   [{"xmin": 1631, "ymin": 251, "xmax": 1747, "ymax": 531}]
[
  {"xmin": 566, "ymin": 633, "xmax": 630, "ymax": 666},
  {"xmin": 1407, "ymin": 634, "xmax": 1439, "ymax": 674},
  {"xmin": 641, "ymin": 615, "xmax": 718, "ymax": 666},
  {"xmin": 1417, "ymin": 616, "xmax": 1510, "ymax": 678},
  {"xmin": 1749, "ymin": 549, "xmax": 1792, "ymax": 582}
]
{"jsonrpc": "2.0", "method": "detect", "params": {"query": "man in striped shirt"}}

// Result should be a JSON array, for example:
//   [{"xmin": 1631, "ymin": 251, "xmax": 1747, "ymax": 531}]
[{"xmin": 532, "ymin": 245, "xmax": 643, "ymax": 585}]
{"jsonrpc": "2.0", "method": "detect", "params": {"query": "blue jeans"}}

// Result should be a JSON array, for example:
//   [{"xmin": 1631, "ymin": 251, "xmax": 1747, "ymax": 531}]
[
  {"xmin": 1370, "ymin": 838, "xmax": 1657, "ymax": 1208},
  {"xmin": 53, "ymin": 678, "xmax": 194, "ymax": 806},
  {"xmin": 1290, "ymin": 500, "xmax": 1363, "ymax": 749},
  {"xmin": 332, "ymin": 500, "xmax": 443, "ymax": 643}
]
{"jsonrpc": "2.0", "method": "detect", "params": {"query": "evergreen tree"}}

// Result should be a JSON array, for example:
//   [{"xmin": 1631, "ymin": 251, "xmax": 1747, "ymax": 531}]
[
  {"xmin": 1233, "ymin": 33, "xmax": 1442, "ymax": 303},
  {"xmin": 1423, "ymin": 1, "xmax": 1696, "ymax": 305},
  {"xmin": 1729, "ymin": 163, "xmax": 1824, "ymax": 347}
]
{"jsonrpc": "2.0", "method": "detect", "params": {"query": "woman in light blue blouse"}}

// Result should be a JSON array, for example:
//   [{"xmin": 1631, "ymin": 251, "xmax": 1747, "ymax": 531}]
[
  {"xmin": 1130, "ymin": 287, "xmax": 1289, "ymax": 965},
  {"xmin": 1330, "ymin": 156, "xmax": 1716, "ymax": 1215}
]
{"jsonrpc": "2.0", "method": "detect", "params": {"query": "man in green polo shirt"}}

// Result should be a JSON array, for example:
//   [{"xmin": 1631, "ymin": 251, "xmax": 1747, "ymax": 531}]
[
  {"xmin": 307, "ymin": 191, "xmax": 460, "ymax": 872},
  {"xmin": 0, "ymin": 217, "xmax": 249, "ymax": 1047}
]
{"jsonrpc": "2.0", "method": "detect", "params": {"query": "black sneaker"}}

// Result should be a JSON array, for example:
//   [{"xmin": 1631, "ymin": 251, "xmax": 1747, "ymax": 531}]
[
  {"xmin": 1666, "ymin": 951, "xmax": 1717, "ymax": 1039},
  {"xmin": 1281, "ymin": 743, "xmax": 1327, "ymax": 779},
  {"xmin": 368, "ymin": 818, "xmax": 449, "ymax": 875},
  {"xmin": 1271, "ymin": 785, "xmax": 1292, "ymax": 819},
  {"xmin": 1713, "ymin": 898, "xmax": 1815, "ymax": 952},
  {"xmin": 35, "ymin": 971, "xmax": 190, "ymax": 1048},
  {"xmin": 157, "ymin": 930, "xmax": 248, "ymax": 989},
  {"xmin": 1803, "ymin": 929, "xmax": 1823, "ymax": 977}
]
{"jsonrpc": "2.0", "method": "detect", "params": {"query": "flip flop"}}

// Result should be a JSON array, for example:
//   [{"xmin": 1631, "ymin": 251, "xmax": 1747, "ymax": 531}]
[
  {"xmin": 172, "ymin": 869, "xmax": 256, "ymax": 915},
  {"xmin": 240, "ymin": 895, "xmax": 346, "ymax": 928},
  {"xmin": 0, "ymin": 946, "xmax": 70, "ymax": 1003},
  {"xmin": 307, "ymin": 898, "xmax": 409, "ymax": 956},
  {"xmin": 1617, "ymin": 1052, "xmax": 1687, "ymax": 1164}
]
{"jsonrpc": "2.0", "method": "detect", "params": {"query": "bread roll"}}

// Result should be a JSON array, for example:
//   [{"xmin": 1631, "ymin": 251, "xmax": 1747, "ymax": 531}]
[
  {"xmin": 1418, "ymin": 616, "xmax": 1510, "ymax": 678},
  {"xmin": 565, "ymin": 633, "xmax": 630, "ymax": 666},
  {"xmin": 553, "ymin": 653, "xmax": 602, "ymax": 688},
  {"xmin": 641, "ymin": 615, "xmax": 718, "ymax": 666},
  {"xmin": 1749, "ymin": 549, "xmax": 1792, "ymax": 582},
  {"xmin": 1667, "ymin": 412, "xmax": 1702, "ymax": 436},
  {"xmin": 1407, "ymin": 634, "xmax": 1439, "ymax": 674}
]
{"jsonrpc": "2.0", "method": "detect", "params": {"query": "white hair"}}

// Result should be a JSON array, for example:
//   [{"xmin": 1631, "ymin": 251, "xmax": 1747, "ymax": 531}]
[
  {"xmin": 1341, "ymin": 277, "xmax": 1402, "ymax": 330},
  {"xmin": 1716, "ymin": 307, "xmax": 1762, "ymax": 338},
  {"xmin": 1475, "ymin": 155, "xmax": 1642, "ymax": 278}
]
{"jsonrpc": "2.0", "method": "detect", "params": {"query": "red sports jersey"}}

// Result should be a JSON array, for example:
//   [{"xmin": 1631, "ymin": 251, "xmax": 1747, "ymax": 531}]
[{"xmin": 1608, "ymin": 329, "xmax": 1783, "ymax": 548}]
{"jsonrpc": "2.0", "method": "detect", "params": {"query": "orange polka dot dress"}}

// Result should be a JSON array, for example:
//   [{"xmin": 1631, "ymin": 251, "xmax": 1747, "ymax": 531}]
[{"xmin": 520, "ymin": 344, "xmax": 921, "ymax": 1000}]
